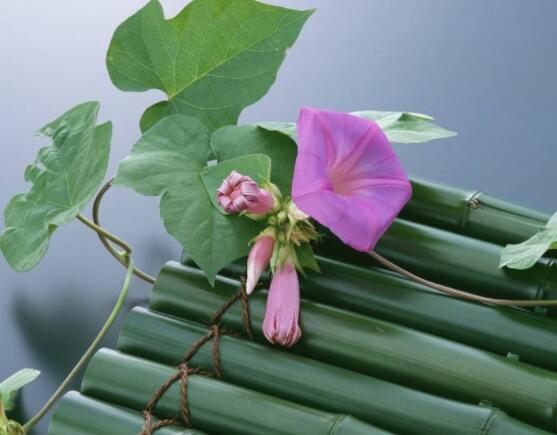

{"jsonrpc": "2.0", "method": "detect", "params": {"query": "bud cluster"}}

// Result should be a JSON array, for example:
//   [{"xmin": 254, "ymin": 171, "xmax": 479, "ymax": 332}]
[{"xmin": 216, "ymin": 170, "xmax": 318, "ymax": 347}]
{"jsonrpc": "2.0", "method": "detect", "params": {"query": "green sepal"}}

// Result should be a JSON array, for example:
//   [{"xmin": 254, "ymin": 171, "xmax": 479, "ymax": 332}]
[
  {"xmin": 294, "ymin": 242, "xmax": 320, "ymax": 276},
  {"xmin": 0, "ymin": 369, "xmax": 40, "ymax": 412}
]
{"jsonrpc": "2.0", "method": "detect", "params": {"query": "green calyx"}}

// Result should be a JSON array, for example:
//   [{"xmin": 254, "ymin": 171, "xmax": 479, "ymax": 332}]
[
  {"xmin": 0, "ymin": 402, "xmax": 6, "ymax": 428},
  {"xmin": 255, "ymin": 184, "xmax": 319, "ymax": 275},
  {"xmin": 0, "ymin": 413, "xmax": 24, "ymax": 435}
]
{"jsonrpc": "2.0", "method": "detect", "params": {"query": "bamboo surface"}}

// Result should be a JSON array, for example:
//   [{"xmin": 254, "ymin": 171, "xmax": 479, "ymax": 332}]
[
  {"xmin": 204, "ymin": 255, "xmax": 557, "ymax": 371},
  {"xmin": 81, "ymin": 349, "xmax": 387, "ymax": 435},
  {"xmin": 150, "ymin": 262, "xmax": 557, "ymax": 431},
  {"xmin": 315, "ymin": 219, "xmax": 557, "ymax": 308},
  {"xmin": 402, "ymin": 178, "xmax": 549, "ymax": 245},
  {"xmin": 118, "ymin": 306, "xmax": 549, "ymax": 435},
  {"xmin": 49, "ymin": 392, "xmax": 204, "ymax": 435}
]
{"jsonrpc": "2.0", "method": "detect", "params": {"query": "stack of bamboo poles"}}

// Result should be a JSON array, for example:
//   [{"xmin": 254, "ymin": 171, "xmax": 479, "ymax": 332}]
[{"xmin": 49, "ymin": 178, "xmax": 557, "ymax": 435}]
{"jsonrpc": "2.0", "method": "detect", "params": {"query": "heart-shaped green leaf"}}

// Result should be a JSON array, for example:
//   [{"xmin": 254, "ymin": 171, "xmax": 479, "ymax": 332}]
[
  {"xmin": 0, "ymin": 102, "xmax": 111, "ymax": 272},
  {"xmin": 107, "ymin": 0, "xmax": 313, "ymax": 133},
  {"xmin": 500, "ymin": 212, "xmax": 557, "ymax": 269},
  {"xmin": 0, "ymin": 369, "xmax": 40, "ymax": 411},
  {"xmin": 211, "ymin": 125, "xmax": 297, "ymax": 195},
  {"xmin": 257, "ymin": 110, "xmax": 457, "ymax": 145},
  {"xmin": 200, "ymin": 154, "xmax": 271, "ymax": 212},
  {"xmin": 115, "ymin": 115, "xmax": 263, "ymax": 284}
]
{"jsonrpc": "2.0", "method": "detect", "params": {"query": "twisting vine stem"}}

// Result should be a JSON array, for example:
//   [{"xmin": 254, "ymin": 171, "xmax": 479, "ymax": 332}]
[
  {"xmin": 22, "ymin": 177, "xmax": 157, "ymax": 432},
  {"xmin": 91, "ymin": 177, "xmax": 156, "ymax": 284},
  {"xmin": 369, "ymin": 250, "xmax": 557, "ymax": 307},
  {"xmin": 22, "ymin": 256, "xmax": 135, "ymax": 433}
]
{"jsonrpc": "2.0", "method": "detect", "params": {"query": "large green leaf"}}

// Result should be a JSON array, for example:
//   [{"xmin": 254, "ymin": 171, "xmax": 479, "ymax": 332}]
[
  {"xmin": 500, "ymin": 212, "xmax": 557, "ymax": 269},
  {"xmin": 0, "ymin": 102, "xmax": 111, "ymax": 272},
  {"xmin": 211, "ymin": 125, "xmax": 297, "ymax": 195},
  {"xmin": 107, "ymin": 0, "xmax": 313, "ymax": 132},
  {"xmin": 115, "ymin": 115, "xmax": 263, "ymax": 284},
  {"xmin": 257, "ymin": 110, "xmax": 457, "ymax": 145},
  {"xmin": 0, "ymin": 369, "xmax": 40, "ymax": 411},
  {"xmin": 200, "ymin": 154, "xmax": 271, "ymax": 212}
]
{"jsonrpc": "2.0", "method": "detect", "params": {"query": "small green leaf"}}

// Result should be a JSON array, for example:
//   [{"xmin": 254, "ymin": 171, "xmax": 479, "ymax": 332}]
[
  {"xmin": 0, "ymin": 369, "xmax": 40, "ymax": 411},
  {"xmin": 200, "ymin": 154, "xmax": 271, "ymax": 213},
  {"xmin": 0, "ymin": 102, "xmax": 111, "ymax": 272},
  {"xmin": 295, "ymin": 242, "xmax": 320, "ymax": 275},
  {"xmin": 107, "ymin": 0, "xmax": 313, "ymax": 132},
  {"xmin": 115, "ymin": 115, "xmax": 262, "ymax": 283},
  {"xmin": 500, "ymin": 212, "xmax": 557, "ymax": 269},
  {"xmin": 352, "ymin": 111, "xmax": 457, "ymax": 143},
  {"xmin": 211, "ymin": 125, "xmax": 297, "ymax": 195}
]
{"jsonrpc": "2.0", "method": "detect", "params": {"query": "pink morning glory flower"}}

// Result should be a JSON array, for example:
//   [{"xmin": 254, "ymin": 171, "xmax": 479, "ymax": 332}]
[
  {"xmin": 292, "ymin": 108, "xmax": 412, "ymax": 252},
  {"xmin": 262, "ymin": 260, "xmax": 302, "ymax": 347},
  {"xmin": 217, "ymin": 170, "xmax": 274, "ymax": 215}
]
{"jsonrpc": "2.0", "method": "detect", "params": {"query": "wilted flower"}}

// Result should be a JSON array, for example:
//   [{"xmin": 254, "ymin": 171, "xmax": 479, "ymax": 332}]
[
  {"xmin": 217, "ymin": 171, "xmax": 274, "ymax": 215},
  {"xmin": 246, "ymin": 233, "xmax": 275, "ymax": 295},
  {"xmin": 262, "ymin": 260, "xmax": 302, "ymax": 347},
  {"xmin": 292, "ymin": 107, "xmax": 412, "ymax": 252}
]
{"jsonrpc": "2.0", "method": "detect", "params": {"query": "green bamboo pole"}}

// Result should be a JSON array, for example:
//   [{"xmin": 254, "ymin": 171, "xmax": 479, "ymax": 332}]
[
  {"xmin": 118, "ymin": 306, "xmax": 549, "ymax": 435},
  {"xmin": 185, "ymin": 255, "xmax": 557, "ymax": 372},
  {"xmin": 402, "ymin": 178, "xmax": 550, "ymax": 245},
  {"xmin": 49, "ymin": 392, "xmax": 204, "ymax": 435},
  {"xmin": 151, "ymin": 262, "xmax": 557, "ymax": 431},
  {"xmin": 314, "ymin": 219, "xmax": 557, "ymax": 308},
  {"xmin": 81, "ymin": 349, "xmax": 387, "ymax": 435}
]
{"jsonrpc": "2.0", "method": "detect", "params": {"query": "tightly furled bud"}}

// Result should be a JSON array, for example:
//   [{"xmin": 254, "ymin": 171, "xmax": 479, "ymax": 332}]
[
  {"xmin": 246, "ymin": 234, "xmax": 275, "ymax": 295},
  {"xmin": 262, "ymin": 260, "xmax": 302, "ymax": 347},
  {"xmin": 217, "ymin": 171, "xmax": 274, "ymax": 215}
]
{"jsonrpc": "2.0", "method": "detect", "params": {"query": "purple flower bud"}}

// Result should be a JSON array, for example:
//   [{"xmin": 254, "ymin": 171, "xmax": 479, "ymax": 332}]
[
  {"xmin": 262, "ymin": 261, "xmax": 302, "ymax": 347},
  {"xmin": 217, "ymin": 171, "xmax": 274, "ymax": 215},
  {"xmin": 246, "ymin": 235, "xmax": 275, "ymax": 295}
]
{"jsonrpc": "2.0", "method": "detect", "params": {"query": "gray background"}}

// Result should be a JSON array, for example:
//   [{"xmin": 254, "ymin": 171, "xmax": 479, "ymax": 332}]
[{"xmin": 1, "ymin": 1, "xmax": 556, "ymax": 433}]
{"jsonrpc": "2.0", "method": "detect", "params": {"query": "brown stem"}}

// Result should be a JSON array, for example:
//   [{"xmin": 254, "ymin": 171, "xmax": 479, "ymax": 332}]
[{"xmin": 368, "ymin": 250, "xmax": 557, "ymax": 307}]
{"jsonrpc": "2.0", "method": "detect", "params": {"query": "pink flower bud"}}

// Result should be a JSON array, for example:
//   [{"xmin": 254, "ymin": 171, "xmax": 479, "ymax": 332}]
[
  {"xmin": 263, "ymin": 261, "xmax": 302, "ymax": 347},
  {"xmin": 217, "ymin": 171, "xmax": 274, "ymax": 215},
  {"xmin": 246, "ymin": 235, "xmax": 274, "ymax": 295}
]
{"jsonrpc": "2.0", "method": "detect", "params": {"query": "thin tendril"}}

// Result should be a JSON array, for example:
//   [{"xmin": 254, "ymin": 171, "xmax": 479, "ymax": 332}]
[
  {"xmin": 369, "ymin": 250, "xmax": 557, "ymax": 307},
  {"xmin": 22, "ymin": 257, "xmax": 135, "ymax": 433},
  {"xmin": 90, "ymin": 177, "xmax": 155, "ymax": 284}
]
